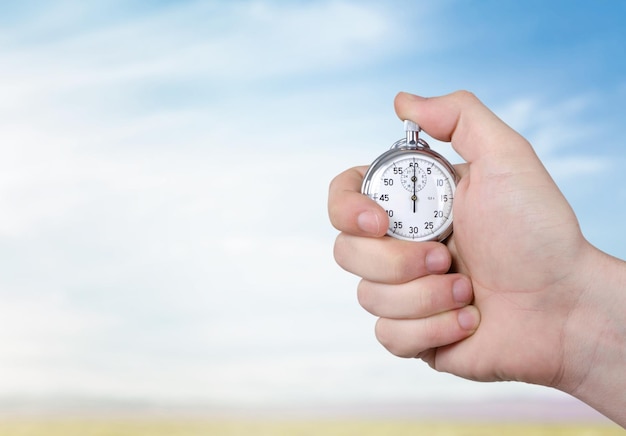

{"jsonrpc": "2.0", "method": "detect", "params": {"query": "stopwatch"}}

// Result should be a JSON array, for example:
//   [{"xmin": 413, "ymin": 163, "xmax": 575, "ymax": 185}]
[{"xmin": 361, "ymin": 120, "xmax": 457, "ymax": 242}]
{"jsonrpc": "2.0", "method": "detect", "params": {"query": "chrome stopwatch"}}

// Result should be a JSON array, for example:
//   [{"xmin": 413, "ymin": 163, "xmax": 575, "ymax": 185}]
[{"xmin": 361, "ymin": 120, "xmax": 457, "ymax": 242}]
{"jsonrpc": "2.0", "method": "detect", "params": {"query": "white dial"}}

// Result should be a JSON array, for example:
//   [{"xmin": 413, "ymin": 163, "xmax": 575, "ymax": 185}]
[{"xmin": 361, "ymin": 122, "xmax": 457, "ymax": 242}]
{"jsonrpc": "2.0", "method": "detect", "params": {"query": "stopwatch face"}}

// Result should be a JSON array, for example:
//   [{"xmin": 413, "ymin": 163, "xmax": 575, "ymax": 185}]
[{"xmin": 362, "ymin": 149, "xmax": 456, "ymax": 242}]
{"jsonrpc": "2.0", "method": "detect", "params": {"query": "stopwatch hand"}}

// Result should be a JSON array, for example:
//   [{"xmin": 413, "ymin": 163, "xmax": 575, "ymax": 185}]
[{"xmin": 413, "ymin": 164, "xmax": 417, "ymax": 213}]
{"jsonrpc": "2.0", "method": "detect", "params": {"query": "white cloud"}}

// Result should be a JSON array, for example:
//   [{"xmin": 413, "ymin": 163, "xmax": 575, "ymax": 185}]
[
  {"xmin": 498, "ymin": 95, "xmax": 595, "ymax": 151},
  {"xmin": 0, "ymin": 1, "xmax": 400, "ymax": 116},
  {"xmin": 546, "ymin": 155, "xmax": 612, "ymax": 181},
  {"xmin": 494, "ymin": 94, "xmax": 612, "ymax": 182}
]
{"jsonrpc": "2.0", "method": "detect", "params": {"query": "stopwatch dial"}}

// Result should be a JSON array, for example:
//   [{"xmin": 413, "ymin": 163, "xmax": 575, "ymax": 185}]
[
  {"xmin": 368, "ymin": 155, "xmax": 455, "ymax": 242},
  {"xmin": 400, "ymin": 163, "xmax": 428, "ymax": 192}
]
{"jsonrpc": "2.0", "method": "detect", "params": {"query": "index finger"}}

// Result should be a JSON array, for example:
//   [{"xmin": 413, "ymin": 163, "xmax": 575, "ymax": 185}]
[{"xmin": 328, "ymin": 165, "xmax": 389, "ymax": 237}]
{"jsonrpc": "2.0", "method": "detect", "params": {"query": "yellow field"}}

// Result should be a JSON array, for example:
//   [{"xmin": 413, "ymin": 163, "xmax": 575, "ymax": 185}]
[{"xmin": 0, "ymin": 420, "xmax": 621, "ymax": 436}]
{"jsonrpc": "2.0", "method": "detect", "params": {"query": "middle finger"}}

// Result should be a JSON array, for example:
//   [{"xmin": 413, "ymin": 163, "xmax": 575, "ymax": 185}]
[{"xmin": 358, "ymin": 273, "xmax": 473, "ymax": 319}]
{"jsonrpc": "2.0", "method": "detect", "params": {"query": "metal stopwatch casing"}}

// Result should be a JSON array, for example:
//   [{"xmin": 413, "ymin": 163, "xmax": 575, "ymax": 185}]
[{"xmin": 361, "ymin": 120, "xmax": 457, "ymax": 242}]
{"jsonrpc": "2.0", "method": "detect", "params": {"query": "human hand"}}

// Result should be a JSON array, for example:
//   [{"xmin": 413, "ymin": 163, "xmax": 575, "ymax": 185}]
[{"xmin": 329, "ymin": 91, "xmax": 595, "ymax": 389}]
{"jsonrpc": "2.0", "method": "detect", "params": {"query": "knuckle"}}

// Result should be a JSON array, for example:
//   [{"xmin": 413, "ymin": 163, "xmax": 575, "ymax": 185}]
[
  {"xmin": 388, "ymin": 248, "xmax": 426, "ymax": 284},
  {"xmin": 332, "ymin": 234, "xmax": 350, "ymax": 270},
  {"xmin": 389, "ymin": 251, "xmax": 414, "ymax": 284},
  {"xmin": 419, "ymin": 317, "xmax": 442, "ymax": 344},
  {"xmin": 374, "ymin": 319, "xmax": 396, "ymax": 354},
  {"xmin": 413, "ymin": 286, "xmax": 435, "ymax": 315},
  {"xmin": 328, "ymin": 173, "xmax": 342, "ymax": 199},
  {"xmin": 356, "ymin": 280, "xmax": 375, "ymax": 312},
  {"xmin": 375, "ymin": 319, "xmax": 416, "ymax": 358},
  {"xmin": 327, "ymin": 203, "xmax": 342, "ymax": 230},
  {"xmin": 452, "ymin": 89, "xmax": 479, "ymax": 104}
]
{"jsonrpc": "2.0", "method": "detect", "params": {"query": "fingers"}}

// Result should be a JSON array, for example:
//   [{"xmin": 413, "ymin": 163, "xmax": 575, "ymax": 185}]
[
  {"xmin": 334, "ymin": 233, "xmax": 451, "ymax": 282},
  {"xmin": 394, "ymin": 91, "xmax": 536, "ymax": 166},
  {"xmin": 358, "ymin": 273, "xmax": 473, "ymax": 319},
  {"xmin": 360, "ymin": 273, "xmax": 478, "ymax": 358},
  {"xmin": 330, "ymin": 165, "xmax": 451, "ymax": 282},
  {"xmin": 328, "ymin": 166, "xmax": 388, "ymax": 237},
  {"xmin": 375, "ymin": 306, "xmax": 480, "ymax": 358}
]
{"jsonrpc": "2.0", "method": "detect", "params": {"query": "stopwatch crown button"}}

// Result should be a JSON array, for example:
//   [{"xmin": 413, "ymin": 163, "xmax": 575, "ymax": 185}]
[
  {"xmin": 404, "ymin": 120, "xmax": 421, "ymax": 146},
  {"xmin": 404, "ymin": 120, "xmax": 420, "ymax": 133}
]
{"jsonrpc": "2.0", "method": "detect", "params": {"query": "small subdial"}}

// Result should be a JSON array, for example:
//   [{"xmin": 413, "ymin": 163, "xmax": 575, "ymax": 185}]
[{"xmin": 400, "ymin": 165, "xmax": 428, "ymax": 192}]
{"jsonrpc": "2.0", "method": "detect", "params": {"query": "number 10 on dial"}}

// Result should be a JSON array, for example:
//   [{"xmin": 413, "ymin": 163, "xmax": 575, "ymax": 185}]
[{"xmin": 361, "ymin": 120, "xmax": 457, "ymax": 242}]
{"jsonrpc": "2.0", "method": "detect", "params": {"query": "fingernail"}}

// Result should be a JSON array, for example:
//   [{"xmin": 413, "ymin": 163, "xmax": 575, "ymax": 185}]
[
  {"xmin": 452, "ymin": 278, "xmax": 472, "ymax": 304},
  {"xmin": 357, "ymin": 211, "xmax": 380, "ymax": 235},
  {"xmin": 458, "ymin": 306, "xmax": 480, "ymax": 331},
  {"xmin": 425, "ymin": 247, "xmax": 449, "ymax": 273}
]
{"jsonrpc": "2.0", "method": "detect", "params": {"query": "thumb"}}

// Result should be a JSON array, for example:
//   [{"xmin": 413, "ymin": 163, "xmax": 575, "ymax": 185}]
[{"xmin": 394, "ymin": 91, "xmax": 538, "ymax": 168}]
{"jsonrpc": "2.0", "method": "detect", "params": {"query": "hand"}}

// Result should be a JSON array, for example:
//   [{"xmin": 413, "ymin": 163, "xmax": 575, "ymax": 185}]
[{"xmin": 329, "ymin": 91, "xmax": 621, "ymax": 402}]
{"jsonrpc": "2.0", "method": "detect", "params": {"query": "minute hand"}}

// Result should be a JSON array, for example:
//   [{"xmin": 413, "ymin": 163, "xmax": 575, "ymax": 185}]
[{"xmin": 412, "ymin": 164, "xmax": 417, "ymax": 213}]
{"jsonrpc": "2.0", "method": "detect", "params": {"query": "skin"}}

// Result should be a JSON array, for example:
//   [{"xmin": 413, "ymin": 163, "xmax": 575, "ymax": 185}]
[{"xmin": 328, "ymin": 91, "xmax": 626, "ymax": 426}]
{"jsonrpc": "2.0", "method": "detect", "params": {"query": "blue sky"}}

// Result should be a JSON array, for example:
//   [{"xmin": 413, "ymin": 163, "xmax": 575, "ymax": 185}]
[{"xmin": 0, "ymin": 0, "xmax": 625, "ymax": 415}]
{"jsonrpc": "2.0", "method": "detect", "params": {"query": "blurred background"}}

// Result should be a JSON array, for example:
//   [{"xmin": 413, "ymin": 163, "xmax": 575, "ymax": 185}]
[{"xmin": 0, "ymin": 0, "xmax": 625, "ymax": 422}]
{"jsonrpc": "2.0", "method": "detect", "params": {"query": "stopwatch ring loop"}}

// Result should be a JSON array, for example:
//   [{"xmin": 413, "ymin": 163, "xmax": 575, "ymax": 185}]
[{"xmin": 390, "ymin": 137, "xmax": 431, "ymax": 150}]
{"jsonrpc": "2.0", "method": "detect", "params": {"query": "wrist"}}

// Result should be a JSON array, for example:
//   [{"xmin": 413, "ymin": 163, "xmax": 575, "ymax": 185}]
[{"xmin": 558, "ymin": 246, "xmax": 626, "ymax": 425}]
